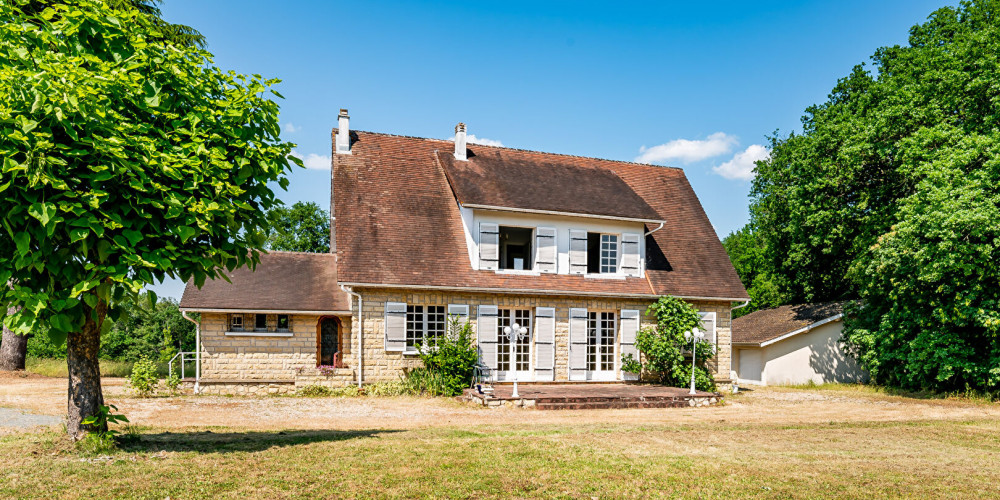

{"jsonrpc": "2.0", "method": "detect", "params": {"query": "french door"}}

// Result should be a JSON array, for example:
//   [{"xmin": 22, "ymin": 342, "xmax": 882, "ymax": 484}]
[
  {"xmin": 496, "ymin": 309, "xmax": 532, "ymax": 381},
  {"xmin": 587, "ymin": 311, "xmax": 616, "ymax": 380}
]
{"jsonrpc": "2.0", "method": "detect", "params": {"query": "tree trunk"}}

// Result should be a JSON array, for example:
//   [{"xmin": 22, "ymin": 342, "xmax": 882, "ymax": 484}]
[
  {"xmin": 66, "ymin": 302, "xmax": 106, "ymax": 440},
  {"xmin": 0, "ymin": 306, "xmax": 29, "ymax": 371}
]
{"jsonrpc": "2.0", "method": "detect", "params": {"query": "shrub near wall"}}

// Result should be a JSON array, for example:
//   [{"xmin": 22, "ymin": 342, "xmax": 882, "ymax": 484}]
[{"xmin": 622, "ymin": 297, "xmax": 716, "ymax": 392}]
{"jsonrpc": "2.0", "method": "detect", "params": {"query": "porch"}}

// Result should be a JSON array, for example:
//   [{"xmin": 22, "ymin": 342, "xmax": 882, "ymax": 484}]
[{"xmin": 464, "ymin": 383, "xmax": 722, "ymax": 410}]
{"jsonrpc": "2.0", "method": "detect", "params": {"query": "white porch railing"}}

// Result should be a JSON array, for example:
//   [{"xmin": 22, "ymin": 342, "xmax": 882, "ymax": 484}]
[{"xmin": 168, "ymin": 351, "xmax": 197, "ymax": 379}]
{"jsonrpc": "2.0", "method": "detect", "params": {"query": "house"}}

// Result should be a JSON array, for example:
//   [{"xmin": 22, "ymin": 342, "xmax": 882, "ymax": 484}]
[
  {"xmin": 731, "ymin": 302, "xmax": 867, "ymax": 386},
  {"xmin": 179, "ymin": 110, "xmax": 749, "ymax": 394}
]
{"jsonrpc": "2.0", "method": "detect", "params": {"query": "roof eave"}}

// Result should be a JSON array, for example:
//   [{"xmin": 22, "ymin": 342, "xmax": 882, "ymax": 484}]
[
  {"xmin": 461, "ymin": 203, "xmax": 665, "ymax": 225},
  {"xmin": 339, "ymin": 281, "xmax": 744, "ymax": 302},
  {"xmin": 180, "ymin": 307, "xmax": 352, "ymax": 315}
]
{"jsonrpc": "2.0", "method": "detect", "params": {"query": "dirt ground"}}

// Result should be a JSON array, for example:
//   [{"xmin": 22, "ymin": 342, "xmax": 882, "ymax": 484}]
[{"xmin": 2, "ymin": 374, "xmax": 998, "ymax": 433}]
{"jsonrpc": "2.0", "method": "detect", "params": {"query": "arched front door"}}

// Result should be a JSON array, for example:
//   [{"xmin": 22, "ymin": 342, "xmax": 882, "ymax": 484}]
[{"xmin": 319, "ymin": 317, "xmax": 339, "ymax": 366}]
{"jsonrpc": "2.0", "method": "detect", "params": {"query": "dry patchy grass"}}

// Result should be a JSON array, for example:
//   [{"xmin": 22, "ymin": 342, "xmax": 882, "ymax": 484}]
[
  {"xmin": 2, "ymin": 418, "xmax": 999, "ymax": 499},
  {"xmin": 1, "ymin": 377, "xmax": 999, "ymax": 499}
]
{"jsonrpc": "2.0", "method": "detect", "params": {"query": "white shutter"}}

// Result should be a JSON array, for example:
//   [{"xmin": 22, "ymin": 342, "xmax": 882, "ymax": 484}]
[
  {"xmin": 384, "ymin": 302, "xmax": 407, "ymax": 352},
  {"xmin": 620, "ymin": 309, "xmax": 640, "ymax": 381},
  {"xmin": 534, "ymin": 307, "xmax": 556, "ymax": 381},
  {"xmin": 477, "ymin": 305, "xmax": 499, "ymax": 369},
  {"xmin": 448, "ymin": 304, "xmax": 469, "ymax": 334},
  {"xmin": 700, "ymin": 312, "xmax": 717, "ymax": 352},
  {"xmin": 569, "ymin": 230, "xmax": 588, "ymax": 275},
  {"xmin": 568, "ymin": 307, "xmax": 588, "ymax": 380},
  {"xmin": 479, "ymin": 223, "xmax": 499, "ymax": 270},
  {"xmin": 535, "ymin": 227, "xmax": 557, "ymax": 273},
  {"xmin": 621, "ymin": 233, "xmax": 641, "ymax": 277}
]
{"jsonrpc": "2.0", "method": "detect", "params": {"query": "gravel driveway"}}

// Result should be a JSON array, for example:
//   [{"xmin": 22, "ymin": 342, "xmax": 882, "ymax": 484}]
[{"xmin": 0, "ymin": 407, "xmax": 61, "ymax": 433}]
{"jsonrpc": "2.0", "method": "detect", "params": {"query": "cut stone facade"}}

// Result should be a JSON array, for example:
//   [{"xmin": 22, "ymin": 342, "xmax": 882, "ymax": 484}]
[
  {"xmin": 194, "ymin": 290, "xmax": 733, "ymax": 392},
  {"xmin": 350, "ymin": 288, "xmax": 732, "ymax": 385},
  {"xmin": 198, "ymin": 312, "xmax": 353, "ymax": 382}
]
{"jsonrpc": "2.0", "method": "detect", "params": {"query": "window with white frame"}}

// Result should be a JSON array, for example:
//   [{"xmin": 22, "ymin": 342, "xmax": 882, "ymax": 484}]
[
  {"xmin": 599, "ymin": 234, "xmax": 619, "ymax": 273},
  {"xmin": 405, "ymin": 305, "xmax": 446, "ymax": 350},
  {"xmin": 587, "ymin": 232, "xmax": 619, "ymax": 273},
  {"xmin": 230, "ymin": 314, "xmax": 244, "ymax": 332}
]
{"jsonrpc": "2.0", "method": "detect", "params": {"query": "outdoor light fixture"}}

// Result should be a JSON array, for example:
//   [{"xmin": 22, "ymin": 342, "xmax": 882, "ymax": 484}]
[
  {"xmin": 684, "ymin": 329, "xmax": 706, "ymax": 395},
  {"xmin": 503, "ymin": 322, "xmax": 528, "ymax": 398}
]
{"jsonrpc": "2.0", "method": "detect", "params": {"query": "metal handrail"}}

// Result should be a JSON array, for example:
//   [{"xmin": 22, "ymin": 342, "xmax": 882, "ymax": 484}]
[{"xmin": 168, "ymin": 351, "xmax": 197, "ymax": 379}]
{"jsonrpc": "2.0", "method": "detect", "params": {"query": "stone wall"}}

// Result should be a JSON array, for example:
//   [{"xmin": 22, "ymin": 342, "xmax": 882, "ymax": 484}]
[
  {"xmin": 352, "ymin": 288, "xmax": 733, "ymax": 384},
  {"xmin": 199, "ymin": 312, "xmax": 353, "ymax": 382}
]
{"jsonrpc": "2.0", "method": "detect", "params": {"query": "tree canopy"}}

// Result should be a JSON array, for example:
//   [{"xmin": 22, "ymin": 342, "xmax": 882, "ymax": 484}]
[
  {"xmin": 0, "ymin": 0, "xmax": 298, "ymax": 435},
  {"xmin": 747, "ymin": 0, "xmax": 1000, "ymax": 395},
  {"xmin": 721, "ymin": 228, "xmax": 783, "ymax": 318},
  {"xmin": 264, "ymin": 201, "xmax": 331, "ymax": 253}
]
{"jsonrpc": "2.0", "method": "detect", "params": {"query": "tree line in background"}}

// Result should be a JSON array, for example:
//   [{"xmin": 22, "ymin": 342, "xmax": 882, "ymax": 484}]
[
  {"xmin": 724, "ymin": 0, "xmax": 1000, "ymax": 396},
  {"xmin": 1, "ymin": 201, "xmax": 329, "ymax": 367}
]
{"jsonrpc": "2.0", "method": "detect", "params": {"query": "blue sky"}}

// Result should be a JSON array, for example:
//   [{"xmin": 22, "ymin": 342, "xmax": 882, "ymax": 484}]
[{"xmin": 151, "ymin": 0, "xmax": 946, "ymax": 299}]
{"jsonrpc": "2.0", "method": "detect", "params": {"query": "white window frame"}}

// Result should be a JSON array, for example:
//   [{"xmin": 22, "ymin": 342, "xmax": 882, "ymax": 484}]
[
  {"xmin": 598, "ymin": 233, "xmax": 619, "ymax": 274},
  {"xmin": 405, "ymin": 305, "xmax": 446, "ymax": 353},
  {"xmin": 497, "ymin": 225, "xmax": 536, "ymax": 272},
  {"xmin": 229, "ymin": 314, "xmax": 244, "ymax": 332}
]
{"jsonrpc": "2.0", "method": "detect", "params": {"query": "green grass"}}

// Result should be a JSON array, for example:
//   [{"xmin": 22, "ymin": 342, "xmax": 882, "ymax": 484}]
[
  {"xmin": 24, "ymin": 358, "xmax": 195, "ymax": 379},
  {"xmin": 2, "ymin": 418, "xmax": 999, "ymax": 498}
]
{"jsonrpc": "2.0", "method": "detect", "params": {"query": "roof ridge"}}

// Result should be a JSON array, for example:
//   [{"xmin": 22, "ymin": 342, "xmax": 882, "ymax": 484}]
[{"xmin": 337, "ymin": 128, "xmax": 685, "ymax": 172}]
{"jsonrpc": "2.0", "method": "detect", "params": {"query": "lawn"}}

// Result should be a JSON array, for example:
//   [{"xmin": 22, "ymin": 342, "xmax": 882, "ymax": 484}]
[{"xmin": 1, "ymin": 379, "xmax": 998, "ymax": 499}]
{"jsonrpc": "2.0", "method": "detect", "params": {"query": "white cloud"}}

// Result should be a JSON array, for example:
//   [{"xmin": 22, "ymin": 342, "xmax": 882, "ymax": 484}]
[
  {"xmin": 283, "ymin": 122, "xmax": 301, "ymax": 134},
  {"xmin": 712, "ymin": 144, "xmax": 769, "ymax": 181},
  {"xmin": 290, "ymin": 150, "xmax": 331, "ymax": 170},
  {"xmin": 447, "ymin": 134, "xmax": 504, "ymax": 147},
  {"xmin": 635, "ymin": 132, "xmax": 738, "ymax": 164}
]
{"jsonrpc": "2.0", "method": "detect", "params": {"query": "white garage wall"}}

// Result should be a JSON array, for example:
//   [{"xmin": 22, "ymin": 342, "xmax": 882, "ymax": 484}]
[{"xmin": 735, "ymin": 320, "xmax": 867, "ymax": 386}]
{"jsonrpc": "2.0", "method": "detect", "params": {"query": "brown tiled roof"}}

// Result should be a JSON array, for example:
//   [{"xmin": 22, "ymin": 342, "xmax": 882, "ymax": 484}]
[
  {"xmin": 437, "ymin": 150, "xmax": 662, "ymax": 221},
  {"xmin": 332, "ymin": 130, "xmax": 749, "ymax": 300},
  {"xmin": 732, "ymin": 302, "xmax": 846, "ymax": 345},
  {"xmin": 179, "ymin": 251, "xmax": 351, "ymax": 312}
]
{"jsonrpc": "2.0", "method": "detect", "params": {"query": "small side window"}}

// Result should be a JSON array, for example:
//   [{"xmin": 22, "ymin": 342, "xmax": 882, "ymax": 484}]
[
  {"xmin": 254, "ymin": 314, "xmax": 268, "ymax": 332},
  {"xmin": 230, "ymin": 314, "xmax": 244, "ymax": 332},
  {"xmin": 277, "ymin": 314, "xmax": 290, "ymax": 332}
]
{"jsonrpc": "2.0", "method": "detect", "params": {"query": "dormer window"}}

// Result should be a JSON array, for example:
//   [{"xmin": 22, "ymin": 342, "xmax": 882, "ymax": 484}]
[
  {"xmin": 499, "ymin": 226, "xmax": 534, "ymax": 270},
  {"xmin": 587, "ymin": 233, "xmax": 619, "ymax": 274}
]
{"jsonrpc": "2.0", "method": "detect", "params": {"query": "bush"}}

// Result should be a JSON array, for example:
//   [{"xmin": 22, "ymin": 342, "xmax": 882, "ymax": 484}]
[
  {"xmin": 409, "ymin": 317, "xmax": 478, "ymax": 396},
  {"xmin": 400, "ymin": 368, "xmax": 453, "ymax": 396},
  {"xmin": 621, "ymin": 296, "xmax": 716, "ymax": 392},
  {"xmin": 77, "ymin": 404, "xmax": 129, "ymax": 454},
  {"xmin": 165, "ymin": 372, "xmax": 183, "ymax": 395},
  {"xmin": 127, "ymin": 356, "xmax": 159, "ymax": 397},
  {"xmin": 296, "ymin": 385, "xmax": 334, "ymax": 397},
  {"xmin": 365, "ymin": 381, "xmax": 407, "ymax": 396}
]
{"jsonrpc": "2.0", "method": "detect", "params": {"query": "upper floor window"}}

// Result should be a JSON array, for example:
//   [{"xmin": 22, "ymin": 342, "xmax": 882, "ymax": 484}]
[
  {"xmin": 499, "ymin": 226, "xmax": 533, "ymax": 270},
  {"xmin": 588, "ymin": 232, "xmax": 619, "ymax": 274},
  {"xmin": 405, "ymin": 305, "xmax": 446, "ymax": 350}
]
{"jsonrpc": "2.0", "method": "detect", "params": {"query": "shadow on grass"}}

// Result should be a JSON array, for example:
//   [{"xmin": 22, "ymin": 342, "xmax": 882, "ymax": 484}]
[{"xmin": 119, "ymin": 429, "xmax": 399, "ymax": 454}]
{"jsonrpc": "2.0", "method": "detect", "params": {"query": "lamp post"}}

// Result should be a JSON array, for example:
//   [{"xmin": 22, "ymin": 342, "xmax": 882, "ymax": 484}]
[
  {"xmin": 684, "ymin": 329, "xmax": 705, "ymax": 395},
  {"xmin": 503, "ymin": 322, "xmax": 528, "ymax": 398}
]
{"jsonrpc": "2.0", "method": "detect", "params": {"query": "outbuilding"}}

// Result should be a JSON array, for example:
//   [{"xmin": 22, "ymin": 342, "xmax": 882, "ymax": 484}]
[{"xmin": 731, "ymin": 302, "xmax": 866, "ymax": 386}]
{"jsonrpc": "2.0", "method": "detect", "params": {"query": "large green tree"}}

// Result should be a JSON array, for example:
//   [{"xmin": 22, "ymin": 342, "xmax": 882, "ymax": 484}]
[
  {"xmin": 1, "ymin": 0, "xmax": 203, "ymax": 373},
  {"xmin": 0, "ymin": 0, "xmax": 297, "ymax": 437},
  {"xmin": 264, "ymin": 201, "xmax": 330, "ymax": 253},
  {"xmin": 721, "ymin": 227, "xmax": 783, "ymax": 318},
  {"xmin": 750, "ymin": 0, "xmax": 1000, "ymax": 394}
]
